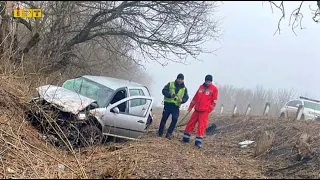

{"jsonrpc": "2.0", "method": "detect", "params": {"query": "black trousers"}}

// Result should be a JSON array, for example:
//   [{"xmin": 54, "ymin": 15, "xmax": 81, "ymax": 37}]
[{"xmin": 158, "ymin": 103, "xmax": 180, "ymax": 136}]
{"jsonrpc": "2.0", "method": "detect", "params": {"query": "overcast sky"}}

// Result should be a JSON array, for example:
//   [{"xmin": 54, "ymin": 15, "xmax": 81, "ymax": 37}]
[{"xmin": 142, "ymin": 1, "xmax": 320, "ymax": 106}]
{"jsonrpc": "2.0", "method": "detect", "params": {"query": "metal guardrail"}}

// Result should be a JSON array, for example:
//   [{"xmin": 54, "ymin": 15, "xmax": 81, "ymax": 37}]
[
  {"xmin": 158, "ymin": 102, "xmax": 275, "ymax": 128},
  {"xmin": 158, "ymin": 102, "xmax": 315, "ymax": 130},
  {"xmin": 158, "ymin": 102, "xmax": 272, "ymax": 117}
]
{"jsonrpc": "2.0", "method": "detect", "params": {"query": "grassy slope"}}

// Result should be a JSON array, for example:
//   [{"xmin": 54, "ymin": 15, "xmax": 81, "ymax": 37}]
[{"xmin": 0, "ymin": 77, "xmax": 319, "ymax": 179}]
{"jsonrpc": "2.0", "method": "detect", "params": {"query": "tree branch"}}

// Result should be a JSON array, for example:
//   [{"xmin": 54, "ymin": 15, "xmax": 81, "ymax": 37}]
[
  {"xmin": 15, "ymin": 18, "xmax": 32, "ymax": 31},
  {"xmin": 25, "ymin": 1, "xmax": 221, "ymax": 74},
  {"xmin": 268, "ymin": 1, "xmax": 319, "ymax": 35}
]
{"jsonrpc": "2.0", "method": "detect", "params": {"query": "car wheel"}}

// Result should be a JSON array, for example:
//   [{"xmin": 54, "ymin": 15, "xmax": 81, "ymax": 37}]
[
  {"xmin": 280, "ymin": 113, "xmax": 285, "ymax": 120},
  {"xmin": 79, "ymin": 124, "xmax": 103, "ymax": 147},
  {"xmin": 300, "ymin": 114, "xmax": 305, "ymax": 120}
]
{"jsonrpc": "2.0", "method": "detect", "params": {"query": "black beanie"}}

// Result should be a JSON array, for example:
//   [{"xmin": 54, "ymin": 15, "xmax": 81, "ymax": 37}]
[
  {"xmin": 177, "ymin": 73, "xmax": 184, "ymax": 80},
  {"xmin": 205, "ymin": 74, "xmax": 213, "ymax": 82}
]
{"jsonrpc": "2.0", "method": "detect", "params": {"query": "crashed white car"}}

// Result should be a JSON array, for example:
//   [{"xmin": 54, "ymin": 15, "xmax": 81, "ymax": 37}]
[{"xmin": 27, "ymin": 75, "xmax": 154, "ymax": 147}]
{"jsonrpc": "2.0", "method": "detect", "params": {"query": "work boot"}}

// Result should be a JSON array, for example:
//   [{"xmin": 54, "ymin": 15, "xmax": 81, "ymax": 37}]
[
  {"xmin": 182, "ymin": 132, "xmax": 190, "ymax": 143},
  {"xmin": 195, "ymin": 144, "xmax": 202, "ymax": 149},
  {"xmin": 165, "ymin": 134, "xmax": 173, "ymax": 140},
  {"xmin": 195, "ymin": 136, "xmax": 203, "ymax": 148},
  {"xmin": 195, "ymin": 141, "xmax": 202, "ymax": 149},
  {"xmin": 157, "ymin": 130, "xmax": 163, "ymax": 137}
]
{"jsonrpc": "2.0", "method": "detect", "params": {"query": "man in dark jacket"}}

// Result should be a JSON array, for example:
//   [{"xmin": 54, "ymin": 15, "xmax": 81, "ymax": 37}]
[{"xmin": 158, "ymin": 73, "xmax": 189, "ymax": 139}]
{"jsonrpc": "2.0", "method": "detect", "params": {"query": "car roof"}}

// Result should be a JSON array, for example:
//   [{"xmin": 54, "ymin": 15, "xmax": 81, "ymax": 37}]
[
  {"xmin": 82, "ymin": 75, "xmax": 145, "ymax": 90},
  {"xmin": 288, "ymin": 99, "xmax": 320, "ymax": 104}
]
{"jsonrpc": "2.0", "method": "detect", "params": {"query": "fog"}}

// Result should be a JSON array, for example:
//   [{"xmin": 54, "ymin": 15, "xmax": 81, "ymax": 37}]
[{"xmin": 143, "ymin": 1, "xmax": 320, "ymax": 106}]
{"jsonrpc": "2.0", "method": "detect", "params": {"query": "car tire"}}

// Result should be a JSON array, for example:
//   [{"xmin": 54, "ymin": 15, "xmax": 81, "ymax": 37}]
[
  {"xmin": 300, "ymin": 114, "xmax": 305, "ymax": 120},
  {"xmin": 79, "ymin": 123, "xmax": 103, "ymax": 147},
  {"xmin": 280, "ymin": 113, "xmax": 285, "ymax": 120}
]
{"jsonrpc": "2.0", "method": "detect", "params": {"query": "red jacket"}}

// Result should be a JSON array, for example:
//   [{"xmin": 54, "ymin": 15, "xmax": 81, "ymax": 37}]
[{"xmin": 189, "ymin": 83, "xmax": 218, "ymax": 112}]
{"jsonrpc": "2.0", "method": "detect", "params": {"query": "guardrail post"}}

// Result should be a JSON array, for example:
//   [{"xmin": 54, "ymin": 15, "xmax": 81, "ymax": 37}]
[
  {"xmin": 296, "ymin": 105, "xmax": 304, "ymax": 120},
  {"xmin": 245, "ymin": 104, "xmax": 251, "ymax": 116},
  {"xmin": 220, "ymin": 104, "xmax": 224, "ymax": 114},
  {"xmin": 232, "ymin": 104, "xmax": 237, "ymax": 117},
  {"xmin": 263, "ymin": 102, "xmax": 270, "ymax": 116}
]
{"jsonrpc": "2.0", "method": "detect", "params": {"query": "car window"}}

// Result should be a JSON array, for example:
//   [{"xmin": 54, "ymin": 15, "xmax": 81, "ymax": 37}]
[
  {"xmin": 62, "ymin": 77, "xmax": 114, "ymax": 108},
  {"xmin": 129, "ymin": 89, "xmax": 146, "ymax": 107},
  {"xmin": 287, "ymin": 100, "xmax": 297, "ymax": 107},
  {"xmin": 296, "ymin": 100, "xmax": 302, "ymax": 106},
  {"xmin": 304, "ymin": 101, "xmax": 320, "ymax": 111},
  {"xmin": 288, "ymin": 100, "xmax": 302, "ymax": 107},
  {"xmin": 114, "ymin": 98, "xmax": 152, "ymax": 117},
  {"xmin": 286, "ymin": 101, "xmax": 293, "ymax": 107},
  {"xmin": 62, "ymin": 78, "xmax": 83, "ymax": 93},
  {"xmin": 110, "ymin": 89, "xmax": 128, "ymax": 112}
]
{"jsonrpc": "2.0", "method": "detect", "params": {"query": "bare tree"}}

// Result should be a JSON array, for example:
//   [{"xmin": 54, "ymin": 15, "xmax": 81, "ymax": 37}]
[
  {"xmin": 217, "ymin": 84, "xmax": 298, "ymax": 117},
  {"xmin": 266, "ymin": 1, "xmax": 320, "ymax": 35},
  {"xmin": 11, "ymin": 1, "xmax": 221, "ymax": 75},
  {"xmin": 0, "ymin": 1, "xmax": 169, "ymax": 86}
]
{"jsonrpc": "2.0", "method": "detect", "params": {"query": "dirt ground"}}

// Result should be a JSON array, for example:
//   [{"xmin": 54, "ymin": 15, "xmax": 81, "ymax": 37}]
[
  {"xmin": 79, "ymin": 109, "xmax": 320, "ymax": 179},
  {"xmin": 1, "ymin": 77, "xmax": 320, "ymax": 179}
]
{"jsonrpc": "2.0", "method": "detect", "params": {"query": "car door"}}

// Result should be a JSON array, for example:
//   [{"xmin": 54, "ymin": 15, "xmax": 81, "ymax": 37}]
[
  {"xmin": 101, "ymin": 96, "xmax": 154, "ymax": 139},
  {"xmin": 128, "ymin": 89, "xmax": 149, "ymax": 117},
  {"xmin": 283, "ymin": 101, "xmax": 294, "ymax": 118},
  {"xmin": 287, "ymin": 100, "xmax": 301, "ymax": 118}
]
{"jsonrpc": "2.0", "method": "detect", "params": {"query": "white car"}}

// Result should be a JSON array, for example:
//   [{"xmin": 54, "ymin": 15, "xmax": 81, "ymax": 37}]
[
  {"xmin": 280, "ymin": 96, "xmax": 320, "ymax": 120},
  {"xmin": 27, "ymin": 75, "xmax": 154, "ymax": 147}
]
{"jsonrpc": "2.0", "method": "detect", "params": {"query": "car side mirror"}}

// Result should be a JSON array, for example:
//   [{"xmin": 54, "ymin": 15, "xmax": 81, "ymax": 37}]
[{"xmin": 111, "ymin": 107, "xmax": 120, "ymax": 114}]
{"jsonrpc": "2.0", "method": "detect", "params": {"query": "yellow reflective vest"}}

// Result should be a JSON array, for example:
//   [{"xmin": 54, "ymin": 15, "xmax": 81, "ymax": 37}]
[{"xmin": 163, "ymin": 81, "xmax": 186, "ymax": 107}]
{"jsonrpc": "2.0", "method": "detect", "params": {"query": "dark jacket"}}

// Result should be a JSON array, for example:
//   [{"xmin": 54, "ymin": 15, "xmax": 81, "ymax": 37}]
[{"xmin": 162, "ymin": 80, "xmax": 189, "ymax": 107}]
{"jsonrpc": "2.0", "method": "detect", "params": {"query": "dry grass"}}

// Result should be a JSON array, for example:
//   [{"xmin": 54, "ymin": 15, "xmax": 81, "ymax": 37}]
[
  {"xmin": 207, "ymin": 115, "xmax": 320, "ymax": 179},
  {"xmin": 0, "ymin": 74, "xmax": 88, "ymax": 178},
  {"xmin": 293, "ymin": 133, "xmax": 313, "ymax": 161},
  {"xmin": 254, "ymin": 130, "xmax": 275, "ymax": 157},
  {"xmin": 1, "ymin": 70, "xmax": 320, "ymax": 178}
]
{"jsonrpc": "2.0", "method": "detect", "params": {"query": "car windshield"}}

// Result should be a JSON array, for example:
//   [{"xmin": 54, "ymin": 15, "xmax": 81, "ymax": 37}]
[
  {"xmin": 62, "ymin": 77, "xmax": 114, "ymax": 107},
  {"xmin": 304, "ymin": 101, "xmax": 320, "ymax": 111}
]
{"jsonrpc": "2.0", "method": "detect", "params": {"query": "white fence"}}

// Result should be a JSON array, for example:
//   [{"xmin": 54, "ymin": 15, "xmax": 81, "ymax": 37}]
[
  {"xmin": 158, "ymin": 101, "xmax": 314, "ymax": 128},
  {"xmin": 158, "ymin": 101, "xmax": 272, "ymax": 117},
  {"xmin": 158, "ymin": 101, "xmax": 312, "ymax": 121}
]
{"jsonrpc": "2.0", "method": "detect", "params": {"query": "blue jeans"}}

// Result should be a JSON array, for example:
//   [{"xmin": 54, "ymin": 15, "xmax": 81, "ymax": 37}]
[{"xmin": 158, "ymin": 103, "xmax": 180, "ymax": 137}]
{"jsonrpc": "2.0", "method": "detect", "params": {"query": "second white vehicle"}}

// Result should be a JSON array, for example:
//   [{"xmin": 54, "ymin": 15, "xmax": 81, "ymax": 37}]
[{"xmin": 280, "ymin": 96, "xmax": 320, "ymax": 120}]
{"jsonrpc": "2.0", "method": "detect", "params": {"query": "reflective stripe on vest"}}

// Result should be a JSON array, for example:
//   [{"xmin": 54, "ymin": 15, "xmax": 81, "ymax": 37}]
[{"xmin": 163, "ymin": 81, "xmax": 185, "ymax": 107}]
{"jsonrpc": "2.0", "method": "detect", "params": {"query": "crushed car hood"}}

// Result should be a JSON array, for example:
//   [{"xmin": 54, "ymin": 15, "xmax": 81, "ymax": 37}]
[{"xmin": 37, "ymin": 85, "xmax": 96, "ymax": 114}]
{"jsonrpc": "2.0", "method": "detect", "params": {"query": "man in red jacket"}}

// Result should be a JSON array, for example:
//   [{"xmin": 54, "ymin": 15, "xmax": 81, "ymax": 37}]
[{"xmin": 182, "ymin": 74, "xmax": 218, "ymax": 148}]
